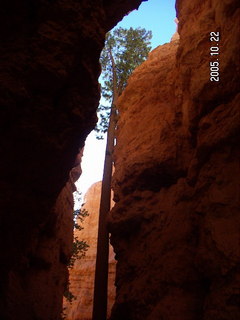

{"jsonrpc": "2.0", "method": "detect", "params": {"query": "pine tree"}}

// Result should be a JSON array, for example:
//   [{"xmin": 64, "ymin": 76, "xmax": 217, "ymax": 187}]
[
  {"xmin": 93, "ymin": 27, "xmax": 152, "ymax": 320},
  {"xmin": 95, "ymin": 27, "xmax": 152, "ymax": 137}
]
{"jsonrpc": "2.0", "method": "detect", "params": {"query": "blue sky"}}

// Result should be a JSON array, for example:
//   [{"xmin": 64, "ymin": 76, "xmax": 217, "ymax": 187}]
[
  {"xmin": 76, "ymin": 0, "xmax": 176, "ymax": 200},
  {"xmin": 115, "ymin": 0, "xmax": 176, "ymax": 48}
]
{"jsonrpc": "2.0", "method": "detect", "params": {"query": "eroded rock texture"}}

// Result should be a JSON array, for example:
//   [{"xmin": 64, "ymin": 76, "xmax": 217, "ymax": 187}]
[
  {"xmin": 63, "ymin": 181, "xmax": 116, "ymax": 320},
  {"xmin": 0, "ymin": 1, "xmax": 144, "ymax": 319},
  {"xmin": 109, "ymin": 1, "xmax": 240, "ymax": 319}
]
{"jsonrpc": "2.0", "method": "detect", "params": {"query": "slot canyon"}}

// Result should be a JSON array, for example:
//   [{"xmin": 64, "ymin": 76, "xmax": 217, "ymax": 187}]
[{"xmin": 0, "ymin": 0, "xmax": 239, "ymax": 320}]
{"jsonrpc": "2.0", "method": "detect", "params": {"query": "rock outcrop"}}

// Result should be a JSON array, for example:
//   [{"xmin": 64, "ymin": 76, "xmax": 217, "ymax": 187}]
[
  {"xmin": 109, "ymin": 1, "xmax": 240, "ymax": 319},
  {"xmin": 0, "ymin": 1, "xmax": 144, "ymax": 319},
  {"xmin": 63, "ymin": 182, "xmax": 116, "ymax": 320}
]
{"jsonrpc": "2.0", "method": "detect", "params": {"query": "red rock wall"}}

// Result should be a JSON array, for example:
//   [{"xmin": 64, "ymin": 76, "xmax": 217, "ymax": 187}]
[
  {"xmin": 109, "ymin": 1, "xmax": 240, "ymax": 319},
  {"xmin": 63, "ymin": 181, "xmax": 116, "ymax": 320},
  {"xmin": 0, "ymin": 1, "xmax": 144, "ymax": 319}
]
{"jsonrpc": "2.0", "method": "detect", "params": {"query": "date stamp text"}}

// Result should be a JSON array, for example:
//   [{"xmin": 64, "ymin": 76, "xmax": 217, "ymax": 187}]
[{"xmin": 210, "ymin": 32, "xmax": 220, "ymax": 82}]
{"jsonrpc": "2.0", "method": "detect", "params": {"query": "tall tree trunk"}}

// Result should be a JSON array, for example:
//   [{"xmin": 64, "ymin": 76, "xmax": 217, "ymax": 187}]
[{"xmin": 92, "ymin": 47, "xmax": 117, "ymax": 320}]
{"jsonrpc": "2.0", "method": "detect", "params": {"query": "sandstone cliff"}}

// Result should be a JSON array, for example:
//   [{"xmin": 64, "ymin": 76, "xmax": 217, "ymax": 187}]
[
  {"xmin": 109, "ymin": 1, "xmax": 240, "ymax": 319},
  {"xmin": 64, "ymin": 181, "xmax": 116, "ymax": 320}
]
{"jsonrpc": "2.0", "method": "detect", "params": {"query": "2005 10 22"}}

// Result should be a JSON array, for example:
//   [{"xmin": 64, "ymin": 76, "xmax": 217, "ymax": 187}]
[{"xmin": 210, "ymin": 31, "xmax": 220, "ymax": 82}]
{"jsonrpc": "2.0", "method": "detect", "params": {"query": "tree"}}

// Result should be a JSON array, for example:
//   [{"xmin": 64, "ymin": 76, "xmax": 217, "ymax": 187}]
[
  {"xmin": 93, "ymin": 27, "xmax": 152, "ymax": 320},
  {"xmin": 95, "ymin": 27, "xmax": 152, "ymax": 137}
]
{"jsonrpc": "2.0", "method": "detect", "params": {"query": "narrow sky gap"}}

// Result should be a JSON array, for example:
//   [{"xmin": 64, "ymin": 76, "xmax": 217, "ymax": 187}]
[{"xmin": 75, "ymin": 0, "xmax": 176, "ymax": 202}]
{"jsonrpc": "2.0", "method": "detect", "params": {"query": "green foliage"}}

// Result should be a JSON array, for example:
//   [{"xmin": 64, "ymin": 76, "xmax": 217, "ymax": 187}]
[
  {"xmin": 68, "ymin": 237, "xmax": 89, "ymax": 269},
  {"xmin": 95, "ymin": 104, "xmax": 111, "ymax": 139},
  {"xmin": 73, "ymin": 208, "xmax": 89, "ymax": 230},
  {"xmin": 63, "ymin": 288, "xmax": 76, "ymax": 304},
  {"xmin": 95, "ymin": 27, "xmax": 152, "ymax": 137},
  {"xmin": 63, "ymin": 207, "xmax": 90, "ymax": 307},
  {"xmin": 101, "ymin": 27, "xmax": 152, "ymax": 100},
  {"xmin": 68, "ymin": 208, "xmax": 89, "ymax": 269}
]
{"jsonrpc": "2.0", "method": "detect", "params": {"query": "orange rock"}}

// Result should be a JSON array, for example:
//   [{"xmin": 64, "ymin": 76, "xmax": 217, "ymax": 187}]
[{"xmin": 109, "ymin": 3, "xmax": 239, "ymax": 318}]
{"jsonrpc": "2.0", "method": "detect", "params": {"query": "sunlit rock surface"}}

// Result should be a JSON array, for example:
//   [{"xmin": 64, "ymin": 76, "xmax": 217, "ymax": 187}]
[
  {"xmin": 109, "ymin": 1, "xmax": 240, "ymax": 319},
  {"xmin": 64, "ymin": 181, "xmax": 116, "ymax": 320}
]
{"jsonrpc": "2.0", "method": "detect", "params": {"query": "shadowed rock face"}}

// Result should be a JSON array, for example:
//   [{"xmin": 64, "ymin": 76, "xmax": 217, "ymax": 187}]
[
  {"xmin": 0, "ymin": 1, "xmax": 144, "ymax": 319},
  {"xmin": 109, "ymin": 0, "xmax": 240, "ymax": 319}
]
